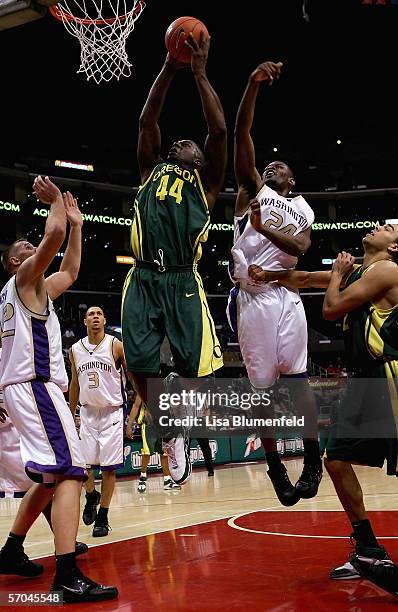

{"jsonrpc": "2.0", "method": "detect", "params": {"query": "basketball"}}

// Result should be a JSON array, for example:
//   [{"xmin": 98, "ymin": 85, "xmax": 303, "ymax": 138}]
[{"xmin": 165, "ymin": 16, "xmax": 209, "ymax": 63}]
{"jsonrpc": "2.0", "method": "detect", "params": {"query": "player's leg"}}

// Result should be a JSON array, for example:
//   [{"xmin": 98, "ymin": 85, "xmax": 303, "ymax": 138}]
[
  {"xmin": 4, "ymin": 382, "xmax": 117, "ymax": 601},
  {"xmin": 196, "ymin": 438, "xmax": 214, "ymax": 476},
  {"xmin": 326, "ymin": 373, "xmax": 396, "ymax": 586},
  {"xmin": 160, "ymin": 446, "xmax": 181, "ymax": 490},
  {"xmin": 41, "ymin": 500, "xmax": 88, "ymax": 557},
  {"xmin": 138, "ymin": 454, "xmax": 151, "ymax": 492},
  {"xmin": 0, "ymin": 483, "xmax": 53, "ymax": 576},
  {"xmin": 93, "ymin": 470, "xmax": 115, "ymax": 537},
  {"xmin": 162, "ymin": 270, "xmax": 223, "ymax": 484},
  {"xmin": 277, "ymin": 289, "xmax": 322, "ymax": 497},
  {"xmin": 122, "ymin": 266, "xmax": 164, "ymax": 405},
  {"xmin": 235, "ymin": 287, "xmax": 299, "ymax": 506},
  {"xmin": 92, "ymin": 405, "xmax": 124, "ymax": 536},
  {"xmin": 80, "ymin": 406, "xmax": 101, "ymax": 525}
]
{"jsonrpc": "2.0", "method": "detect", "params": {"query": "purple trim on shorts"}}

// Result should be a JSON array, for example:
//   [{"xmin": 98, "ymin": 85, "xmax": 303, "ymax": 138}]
[
  {"xmin": 13, "ymin": 491, "xmax": 27, "ymax": 498},
  {"xmin": 31, "ymin": 380, "xmax": 72, "ymax": 467},
  {"xmin": 280, "ymin": 371, "xmax": 309, "ymax": 379},
  {"xmin": 31, "ymin": 318, "xmax": 50, "ymax": 380},
  {"xmin": 25, "ymin": 461, "xmax": 87, "ymax": 481},
  {"xmin": 227, "ymin": 285, "xmax": 239, "ymax": 335},
  {"xmin": 88, "ymin": 463, "xmax": 124, "ymax": 471},
  {"xmin": 0, "ymin": 492, "xmax": 4, "ymax": 498}
]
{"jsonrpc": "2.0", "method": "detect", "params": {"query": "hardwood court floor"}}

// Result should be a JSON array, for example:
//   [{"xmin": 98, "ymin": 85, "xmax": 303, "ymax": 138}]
[{"xmin": 1, "ymin": 459, "xmax": 398, "ymax": 610}]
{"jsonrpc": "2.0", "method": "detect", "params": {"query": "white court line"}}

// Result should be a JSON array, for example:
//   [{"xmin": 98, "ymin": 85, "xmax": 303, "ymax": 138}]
[
  {"xmin": 27, "ymin": 493, "xmax": 398, "ymax": 557},
  {"xmin": 228, "ymin": 507, "xmax": 398, "ymax": 540},
  {"xmin": 28, "ymin": 503, "xmax": 285, "ymax": 559}
]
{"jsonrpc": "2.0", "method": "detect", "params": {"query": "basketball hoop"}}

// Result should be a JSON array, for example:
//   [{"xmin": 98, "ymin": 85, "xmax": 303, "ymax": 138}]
[{"xmin": 50, "ymin": 0, "xmax": 145, "ymax": 84}]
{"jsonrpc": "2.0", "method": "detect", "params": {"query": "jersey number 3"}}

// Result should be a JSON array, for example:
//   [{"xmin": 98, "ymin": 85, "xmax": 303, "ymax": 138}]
[
  {"xmin": 156, "ymin": 175, "xmax": 183, "ymax": 205},
  {"xmin": 88, "ymin": 371, "xmax": 100, "ymax": 389}
]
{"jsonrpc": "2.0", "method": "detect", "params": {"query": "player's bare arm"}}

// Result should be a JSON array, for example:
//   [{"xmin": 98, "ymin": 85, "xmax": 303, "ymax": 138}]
[
  {"xmin": 138, "ymin": 55, "xmax": 187, "ymax": 184},
  {"xmin": 250, "ymin": 199, "xmax": 311, "ymax": 257},
  {"xmin": 68, "ymin": 348, "xmax": 80, "ymax": 416},
  {"xmin": 187, "ymin": 32, "xmax": 227, "ymax": 210},
  {"xmin": 46, "ymin": 192, "xmax": 83, "ymax": 300},
  {"xmin": 323, "ymin": 254, "xmax": 398, "ymax": 320},
  {"xmin": 248, "ymin": 265, "xmax": 333, "ymax": 289},
  {"xmin": 113, "ymin": 338, "xmax": 127, "ymax": 373},
  {"xmin": 126, "ymin": 392, "xmax": 143, "ymax": 438},
  {"xmin": 234, "ymin": 61, "xmax": 283, "ymax": 216},
  {"xmin": 16, "ymin": 177, "xmax": 67, "ymax": 312}
]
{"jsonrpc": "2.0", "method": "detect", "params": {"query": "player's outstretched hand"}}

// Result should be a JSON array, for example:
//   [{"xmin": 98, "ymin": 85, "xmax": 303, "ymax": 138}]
[
  {"xmin": 332, "ymin": 251, "xmax": 355, "ymax": 276},
  {"xmin": 250, "ymin": 61, "xmax": 283, "ymax": 85},
  {"xmin": 63, "ymin": 192, "xmax": 83, "ymax": 228},
  {"xmin": 186, "ymin": 31, "xmax": 210, "ymax": 74},
  {"xmin": 248, "ymin": 264, "xmax": 267, "ymax": 282},
  {"xmin": 249, "ymin": 199, "xmax": 263, "ymax": 233},
  {"xmin": 33, "ymin": 176, "xmax": 62, "ymax": 205}
]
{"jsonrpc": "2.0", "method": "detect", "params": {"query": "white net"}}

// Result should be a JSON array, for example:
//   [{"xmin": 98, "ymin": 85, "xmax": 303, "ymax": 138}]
[{"xmin": 51, "ymin": 0, "xmax": 145, "ymax": 84}]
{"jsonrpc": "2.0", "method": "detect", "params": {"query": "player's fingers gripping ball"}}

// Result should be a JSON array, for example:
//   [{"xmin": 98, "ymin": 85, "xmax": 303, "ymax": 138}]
[{"xmin": 165, "ymin": 16, "xmax": 209, "ymax": 63}]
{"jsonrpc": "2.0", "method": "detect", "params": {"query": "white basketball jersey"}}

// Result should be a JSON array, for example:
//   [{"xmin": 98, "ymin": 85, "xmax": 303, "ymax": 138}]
[
  {"xmin": 71, "ymin": 334, "xmax": 123, "ymax": 408},
  {"xmin": 0, "ymin": 276, "xmax": 68, "ymax": 391},
  {"xmin": 230, "ymin": 185, "xmax": 314, "ymax": 291},
  {"xmin": 0, "ymin": 347, "xmax": 7, "ymax": 430}
]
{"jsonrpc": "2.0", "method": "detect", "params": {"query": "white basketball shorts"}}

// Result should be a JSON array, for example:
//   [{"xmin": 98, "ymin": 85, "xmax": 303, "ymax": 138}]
[
  {"xmin": 3, "ymin": 380, "xmax": 87, "ymax": 484},
  {"xmin": 79, "ymin": 405, "xmax": 124, "ymax": 470},
  {"xmin": 227, "ymin": 283, "xmax": 308, "ymax": 388},
  {"xmin": 0, "ymin": 422, "xmax": 32, "ymax": 497}
]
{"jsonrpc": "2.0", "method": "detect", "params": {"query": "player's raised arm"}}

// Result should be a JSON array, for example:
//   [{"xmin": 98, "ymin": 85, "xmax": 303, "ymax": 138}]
[
  {"xmin": 45, "ymin": 192, "xmax": 83, "ymax": 300},
  {"xmin": 138, "ymin": 55, "xmax": 187, "ymax": 183},
  {"xmin": 323, "ymin": 254, "xmax": 398, "ymax": 320},
  {"xmin": 16, "ymin": 177, "xmax": 67, "ymax": 289},
  {"xmin": 234, "ymin": 61, "xmax": 283, "ymax": 216},
  {"xmin": 249, "ymin": 198, "xmax": 311, "ymax": 257},
  {"xmin": 68, "ymin": 348, "xmax": 80, "ymax": 417},
  {"xmin": 187, "ymin": 32, "xmax": 227, "ymax": 210}
]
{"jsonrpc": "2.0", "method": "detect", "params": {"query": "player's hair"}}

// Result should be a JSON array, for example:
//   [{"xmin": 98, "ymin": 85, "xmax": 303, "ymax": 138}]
[
  {"xmin": 85, "ymin": 305, "xmax": 105, "ymax": 317},
  {"xmin": 1, "ymin": 238, "xmax": 26, "ymax": 274}
]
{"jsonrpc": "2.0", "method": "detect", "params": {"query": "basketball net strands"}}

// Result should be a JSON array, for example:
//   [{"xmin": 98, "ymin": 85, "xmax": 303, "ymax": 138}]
[{"xmin": 49, "ymin": 0, "xmax": 145, "ymax": 83}]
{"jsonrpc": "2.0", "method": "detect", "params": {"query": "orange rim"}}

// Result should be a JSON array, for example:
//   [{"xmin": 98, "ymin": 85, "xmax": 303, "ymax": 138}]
[{"xmin": 49, "ymin": 0, "xmax": 144, "ymax": 25}]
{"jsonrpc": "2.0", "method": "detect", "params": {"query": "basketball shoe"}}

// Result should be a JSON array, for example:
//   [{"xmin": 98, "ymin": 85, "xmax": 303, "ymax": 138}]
[
  {"xmin": 295, "ymin": 460, "xmax": 323, "ymax": 498},
  {"xmin": 51, "ymin": 567, "xmax": 118, "ymax": 603},
  {"xmin": 267, "ymin": 464, "xmax": 300, "ymax": 506},
  {"xmin": 82, "ymin": 489, "xmax": 101, "ymax": 525},
  {"xmin": 331, "ymin": 536, "xmax": 392, "ymax": 580},
  {"xmin": 0, "ymin": 546, "xmax": 43, "ymax": 577},
  {"xmin": 162, "ymin": 372, "xmax": 192, "ymax": 485}
]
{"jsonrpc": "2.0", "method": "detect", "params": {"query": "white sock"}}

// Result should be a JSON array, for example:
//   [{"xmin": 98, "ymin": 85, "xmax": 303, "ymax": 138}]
[
  {"xmin": 140, "ymin": 472, "xmax": 147, "ymax": 479},
  {"xmin": 164, "ymin": 475, "xmax": 170, "ymax": 482}
]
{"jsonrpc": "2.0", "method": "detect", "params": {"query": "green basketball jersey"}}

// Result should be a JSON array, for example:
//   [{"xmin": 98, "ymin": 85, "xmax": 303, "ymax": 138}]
[
  {"xmin": 131, "ymin": 162, "xmax": 210, "ymax": 266},
  {"xmin": 343, "ymin": 264, "xmax": 398, "ymax": 369}
]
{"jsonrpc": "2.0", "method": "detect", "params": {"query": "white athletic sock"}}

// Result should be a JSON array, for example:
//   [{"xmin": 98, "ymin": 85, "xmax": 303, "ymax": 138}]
[{"xmin": 140, "ymin": 472, "xmax": 147, "ymax": 479}]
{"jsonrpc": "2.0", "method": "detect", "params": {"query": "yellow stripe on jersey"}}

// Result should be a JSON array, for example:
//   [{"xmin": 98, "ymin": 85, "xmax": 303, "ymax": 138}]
[
  {"xmin": 194, "ymin": 169, "xmax": 209, "ymax": 210},
  {"xmin": 121, "ymin": 265, "xmax": 136, "ymax": 312},
  {"xmin": 193, "ymin": 218, "xmax": 210, "ymax": 263},
  {"xmin": 141, "ymin": 423, "xmax": 150, "ymax": 456},
  {"xmin": 131, "ymin": 202, "xmax": 143, "ymax": 259},
  {"xmin": 365, "ymin": 304, "xmax": 398, "ymax": 360},
  {"xmin": 193, "ymin": 269, "xmax": 223, "ymax": 376}
]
